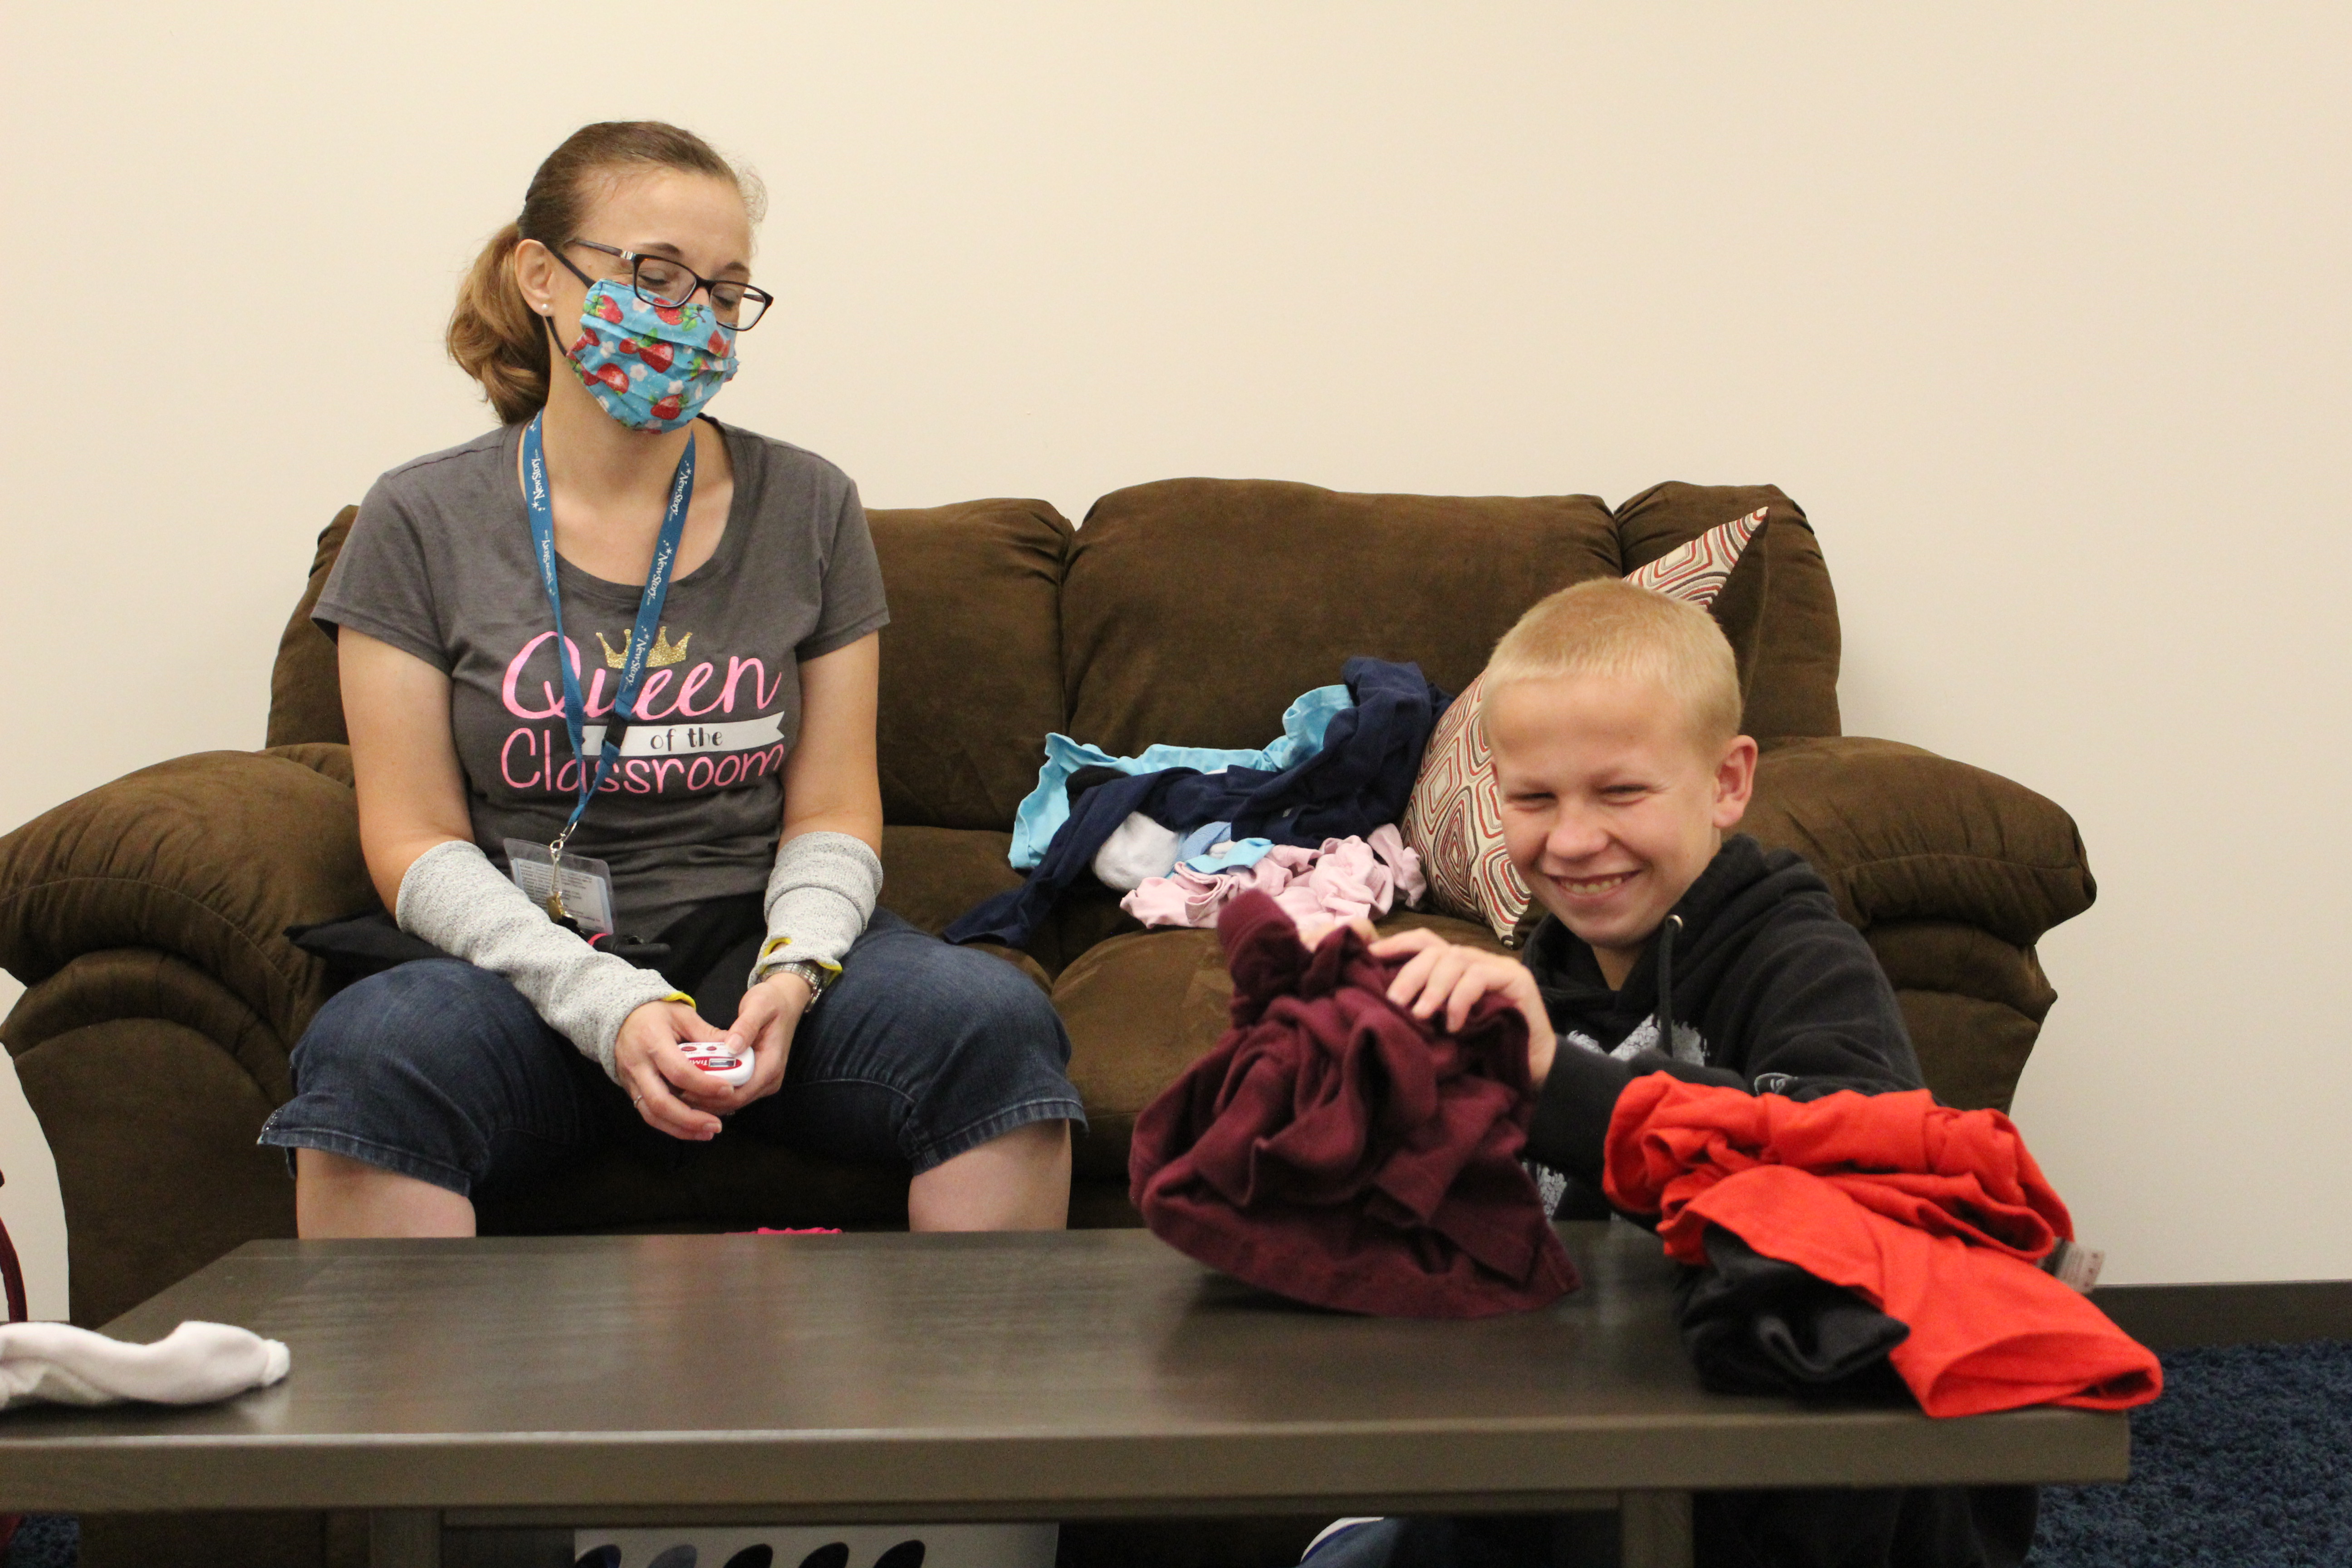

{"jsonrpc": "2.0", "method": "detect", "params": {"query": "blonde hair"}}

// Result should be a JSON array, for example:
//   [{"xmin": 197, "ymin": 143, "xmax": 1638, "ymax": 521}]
[
  {"xmin": 1485, "ymin": 577, "xmax": 1743, "ymax": 747},
  {"xmin": 447, "ymin": 121, "xmax": 767, "ymax": 425}
]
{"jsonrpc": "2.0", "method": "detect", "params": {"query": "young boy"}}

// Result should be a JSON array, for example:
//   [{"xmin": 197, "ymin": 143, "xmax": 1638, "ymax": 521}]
[
  {"xmin": 1302, "ymin": 578, "xmax": 2032, "ymax": 1568},
  {"xmin": 1369, "ymin": 574, "xmax": 1924, "ymax": 1214}
]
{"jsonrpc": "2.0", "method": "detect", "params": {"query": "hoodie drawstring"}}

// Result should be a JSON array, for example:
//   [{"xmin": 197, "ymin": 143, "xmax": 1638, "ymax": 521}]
[{"xmin": 1655, "ymin": 914, "xmax": 1683, "ymax": 1060}]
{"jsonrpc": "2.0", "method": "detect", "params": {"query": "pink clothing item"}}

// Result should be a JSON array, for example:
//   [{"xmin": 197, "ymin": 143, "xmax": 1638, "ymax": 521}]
[
  {"xmin": 1122, "ymin": 824, "xmax": 1426, "ymax": 930},
  {"xmin": 738, "ymin": 1227, "xmax": 845, "ymax": 1235}
]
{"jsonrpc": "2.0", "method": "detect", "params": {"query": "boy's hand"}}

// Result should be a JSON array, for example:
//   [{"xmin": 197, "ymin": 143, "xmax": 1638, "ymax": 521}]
[{"xmin": 1298, "ymin": 918, "xmax": 1558, "ymax": 1086}]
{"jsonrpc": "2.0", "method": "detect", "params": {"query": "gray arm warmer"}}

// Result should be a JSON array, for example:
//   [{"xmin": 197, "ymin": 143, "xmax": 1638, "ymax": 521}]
[
  {"xmin": 752, "ymin": 831, "xmax": 884, "ymax": 985},
  {"xmin": 395, "ymin": 839, "xmax": 683, "ymax": 1081}
]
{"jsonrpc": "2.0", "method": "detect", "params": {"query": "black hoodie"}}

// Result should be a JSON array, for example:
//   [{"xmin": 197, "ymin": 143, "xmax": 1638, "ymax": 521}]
[
  {"xmin": 1516, "ymin": 837, "xmax": 2029, "ymax": 1568},
  {"xmin": 1522, "ymin": 833, "xmax": 1924, "ymax": 1206}
]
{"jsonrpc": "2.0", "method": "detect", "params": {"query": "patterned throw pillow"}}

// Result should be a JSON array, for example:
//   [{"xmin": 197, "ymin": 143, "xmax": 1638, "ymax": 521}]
[
  {"xmin": 1624, "ymin": 504, "xmax": 1766, "ymax": 604},
  {"xmin": 1401, "ymin": 507, "xmax": 1768, "ymax": 941}
]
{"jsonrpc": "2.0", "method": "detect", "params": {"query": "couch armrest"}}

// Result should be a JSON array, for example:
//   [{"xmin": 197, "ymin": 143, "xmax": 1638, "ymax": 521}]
[
  {"xmin": 0, "ymin": 747, "xmax": 374, "ymax": 1049},
  {"xmin": 1744, "ymin": 737, "xmax": 2096, "ymax": 947}
]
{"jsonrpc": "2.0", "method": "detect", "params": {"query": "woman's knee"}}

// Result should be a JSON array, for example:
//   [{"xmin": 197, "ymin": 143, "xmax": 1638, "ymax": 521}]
[
  {"xmin": 800, "ymin": 931, "xmax": 1082, "ymax": 1135},
  {"xmin": 952, "ymin": 951, "xmax": 1071, "ymax": 1064},
  {"xmin": 903, "ymin": 951, "xmax": 1086, "ymax": 1147},
  {"xmin": 843, "ymin": 931, "xmax": 1069, "ymax": 1062}
]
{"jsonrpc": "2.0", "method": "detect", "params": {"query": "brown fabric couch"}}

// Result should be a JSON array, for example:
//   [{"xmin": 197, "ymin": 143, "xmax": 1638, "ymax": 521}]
[{"xmin": 0, "ymin": 477, "xmax": 2095, "ymax": 1332}]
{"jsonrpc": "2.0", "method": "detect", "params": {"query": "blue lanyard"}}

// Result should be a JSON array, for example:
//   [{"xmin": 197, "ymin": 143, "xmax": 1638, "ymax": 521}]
[{"xmin": 522, "ymin": 412, "xmax": 695, "ymax": 857}]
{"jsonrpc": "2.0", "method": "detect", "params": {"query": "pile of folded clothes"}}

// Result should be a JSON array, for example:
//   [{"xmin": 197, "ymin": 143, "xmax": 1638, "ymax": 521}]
[{"xmin": 946, "ymin": 657, "xmax": 1449, "ymax": 948}]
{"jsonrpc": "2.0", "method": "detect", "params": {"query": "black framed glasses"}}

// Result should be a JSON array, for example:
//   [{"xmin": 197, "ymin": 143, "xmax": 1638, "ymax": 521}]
[{"xmin": 559, "ymin": 240, "xmax": 774, "ymax": 330}]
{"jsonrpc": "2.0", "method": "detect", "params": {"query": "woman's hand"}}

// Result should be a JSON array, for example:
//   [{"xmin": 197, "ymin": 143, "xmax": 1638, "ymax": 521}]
[
  {"xmin": 613, "ymin": 999, "xmax": 739, "ymax": 1140},
  {"xmin": 717, "ymin": 970, "xmax": 813, "ymax": 1107},
  {"xmin": 1298, "ymin": 917, "xmax": 1558, "ymax": 1086},
  {"xmin": 614, "ymin": 973, "xmax": 813, "ymax": 1137}
]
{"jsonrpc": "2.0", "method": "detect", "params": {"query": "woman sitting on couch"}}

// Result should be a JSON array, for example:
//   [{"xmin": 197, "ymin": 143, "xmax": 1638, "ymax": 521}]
[{"xmin": 258, "ymin": 120, "xmax": 1082, "ymax": 1237}]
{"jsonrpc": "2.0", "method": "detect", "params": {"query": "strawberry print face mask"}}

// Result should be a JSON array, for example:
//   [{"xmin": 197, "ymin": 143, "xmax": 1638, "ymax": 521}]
[{"xmin": 562, "ymin": 280, "xmax": 740, "ymax": 432}]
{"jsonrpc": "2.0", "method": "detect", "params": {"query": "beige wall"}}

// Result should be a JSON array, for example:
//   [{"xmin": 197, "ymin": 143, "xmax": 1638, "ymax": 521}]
[{"xmin": 3, "ymin": 4, "xmax": 2347, "ymax": 1300}]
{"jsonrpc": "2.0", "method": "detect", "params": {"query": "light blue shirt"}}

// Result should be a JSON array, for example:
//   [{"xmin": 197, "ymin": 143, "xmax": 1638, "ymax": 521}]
[
  {"xmin": 1174, "ymin": 822, "xmax": 1277, "ymax": 873},
  {"xmin": 1007, "ymin": 684, "xmax": 1352, "ymax": 869}
]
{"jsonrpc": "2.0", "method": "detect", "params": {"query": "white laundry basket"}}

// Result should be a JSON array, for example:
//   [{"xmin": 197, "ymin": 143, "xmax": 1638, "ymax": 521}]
[{"xmin": 573, "ymin": 1523, "xmax": 1059, "ymax": 1568}]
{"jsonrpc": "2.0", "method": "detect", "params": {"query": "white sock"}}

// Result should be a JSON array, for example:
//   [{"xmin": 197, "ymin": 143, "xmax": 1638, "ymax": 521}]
[
  {"xmin": 1092, "ymin": 812, "xmax": 1183, "ymax": 890},
  {"xmin": 0, "ymin": 1320, "xmax": 290, "ymax": 1409}
]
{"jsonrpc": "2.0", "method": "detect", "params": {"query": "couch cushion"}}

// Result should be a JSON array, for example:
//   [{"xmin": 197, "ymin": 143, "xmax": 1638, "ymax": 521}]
[
  {"xmin": 1063, "ymin": 479, "xmax": 1620, "ymax": 759},
  {"xmin": 1866, "ymin": 920, "xmax": 2058, "ymax": 1025},
  {"xmin": 265, "ymin": 508, "xmax": 357, "ymax": 748},
  {"xmin": 877, "ymin": 824, "xmax": 1052, "ymax": 994},
  {"xmin": 876, "ymin": 825, "xmax": 1026, "ymax": 935},
  {"xmin": 3, "ymin": 949, "xmax": 293, "ymax": 1103},
  {"xmin": 1616, "ymin": 482, "xmax": 1841, "ymax": 742},
  {"xmin": 264, "ymin": 498, "xmax": 1076, "ymax": 833},
  {"xmin": 14, "ymin": 1018, "xmax": 294, "ymax": 1326},
  {"xmin": 1744, "ymin": 737, "xmax": 2097, "ymax": 946},
  {"xmin": 0, "ymin": 750, "xmax": 376, "ymax": 1049},
  {"xmin": 867, "ymin": 500, "xmax": 1073, "ymax": 830},
  {"xmin": 1867, "ymin": 921, "xmax": 2058, "ymax": 1115},
  {"xmin": 1892, "ymin": 990, "xmax": 2045, "ymax": 1117}
]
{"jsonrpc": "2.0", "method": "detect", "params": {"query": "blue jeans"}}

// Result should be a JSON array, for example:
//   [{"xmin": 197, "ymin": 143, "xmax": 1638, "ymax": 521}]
[{"xmin": 260, "ymin": 910, "xmax": 1084, "ymax": 1198}]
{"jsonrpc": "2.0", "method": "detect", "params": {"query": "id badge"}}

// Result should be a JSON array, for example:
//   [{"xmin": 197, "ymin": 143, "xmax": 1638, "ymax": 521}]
[{"xmin": 503, "ymin": 838, "xmax": 617, "ymax": 936}]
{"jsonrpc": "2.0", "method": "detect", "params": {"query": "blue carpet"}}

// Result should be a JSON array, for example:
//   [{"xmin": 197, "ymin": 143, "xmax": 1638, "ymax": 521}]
[
  {"xmin": 2, "ymin": 1516, "xmax": 73, "ymax": 1568},
  {"xmin": 2031, "ymin": 1341, "xmax": 2352, "ymax": 1567},
  {"xmin": 2, "ymin": 1343, "xmax": 2345, "ymax": 1567}
]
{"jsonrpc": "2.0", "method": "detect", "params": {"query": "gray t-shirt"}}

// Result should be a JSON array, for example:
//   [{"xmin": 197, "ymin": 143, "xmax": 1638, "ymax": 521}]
[{"xmin": 317, "ymin": 418, "xmax": 890, "ymax": 938}]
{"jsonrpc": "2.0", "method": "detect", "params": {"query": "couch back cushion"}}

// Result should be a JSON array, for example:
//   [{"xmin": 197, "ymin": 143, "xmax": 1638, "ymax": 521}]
[
  {"xmin": 266, "ymin": 479, "xmax": 1841, "ymax": 830},
  {"xmin": 265, "ymin": 508, "xmax": 357, "ymax": 749},
  {"xmin": 867, "ymin": 499, "xmax": 1074, "ymax": 829},
  {"xmin": 264, "ymin": 499, "xmax": 1073, "ymax": 833},
  {"xmin": 1062, "ymin": 479, "xmax": 1622, "ymax": 757},
  {"xmin": 1615, "ymin": 481, "xmax": 1842, "ymax": 741}
]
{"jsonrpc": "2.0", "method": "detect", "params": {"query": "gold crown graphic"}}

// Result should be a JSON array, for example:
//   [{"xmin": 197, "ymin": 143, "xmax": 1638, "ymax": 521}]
[{"xmin": 597, "ymin": 627, "xmax": 694, "ymax": 669}]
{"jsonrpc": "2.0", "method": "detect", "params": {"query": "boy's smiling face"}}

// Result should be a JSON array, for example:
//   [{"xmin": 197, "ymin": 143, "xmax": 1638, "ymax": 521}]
[{"xmin": 1486, "ymin": 671, "xmax": 1758, "ymax": 989}]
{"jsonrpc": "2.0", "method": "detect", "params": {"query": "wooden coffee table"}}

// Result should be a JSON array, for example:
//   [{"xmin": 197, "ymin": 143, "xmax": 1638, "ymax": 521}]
[{"xmin": 0, "ymin": 1223, "xmax": 2127, "ymax": 1568}]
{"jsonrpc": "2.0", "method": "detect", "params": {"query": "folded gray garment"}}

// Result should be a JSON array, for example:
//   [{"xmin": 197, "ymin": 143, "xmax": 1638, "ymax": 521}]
[
  {"xmin": 0, "ymin": 1320, "xmax": 290, "ymax": 1410},
  {"xmin": 397, "ymin": 838, "xmax": 679, "ymax": 1078}
]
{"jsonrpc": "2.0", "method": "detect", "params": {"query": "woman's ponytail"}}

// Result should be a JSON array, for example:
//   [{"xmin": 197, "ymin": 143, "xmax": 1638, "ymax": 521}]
[
  {"xmin": 445, "ymin": 122, "xmax": 760, "ymax": 428},
  {"xmin": 446, "ymin": 220, "xmax": 549, "ymax": 426}
]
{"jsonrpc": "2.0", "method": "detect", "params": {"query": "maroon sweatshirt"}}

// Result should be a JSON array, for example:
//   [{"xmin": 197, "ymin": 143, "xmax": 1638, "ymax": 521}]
[{"xmin": 1128, "ymin": 890, "xmax": 1577, "ymax": 1318}]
